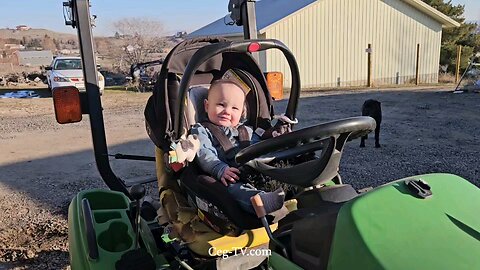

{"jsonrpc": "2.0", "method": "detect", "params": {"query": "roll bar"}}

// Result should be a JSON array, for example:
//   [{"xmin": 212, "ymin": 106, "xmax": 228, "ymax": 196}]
[
  {"xmin": 63, "ymin": 0, "xmax": 264, "ymax": 196},
  {"xmin": 67, "ymin": 0, "xmax": 130, "ymax": 196},
  {"xmin": 174, "ymin": 39, "xmax": 301, "ymax": 140}
]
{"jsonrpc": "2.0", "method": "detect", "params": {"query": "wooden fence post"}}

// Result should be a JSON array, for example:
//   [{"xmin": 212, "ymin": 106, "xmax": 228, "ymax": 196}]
[
  {"xmin": 455, "ymin": 45, "xmax": 462, "ymax": 83},
  {"xmin": 367, "ymin": 44, "xmax": 372, "ymax": 87},
  {"xmin": 415, "ymin": 43, "xmax": 420, "ymax": 85}
]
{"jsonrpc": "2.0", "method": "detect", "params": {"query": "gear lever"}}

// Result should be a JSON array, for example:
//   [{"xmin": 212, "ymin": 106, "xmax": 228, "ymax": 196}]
[
  {"xmin": 116, "ymin": 184, "xmax": 156, "ymax": 269},
  {"xmin": 250, "ymin": 194, "xmax": 289, "ymax": 259},
  {"xmin": 130, "ymin": 184, "xmax": 146, "ymax": 249}
]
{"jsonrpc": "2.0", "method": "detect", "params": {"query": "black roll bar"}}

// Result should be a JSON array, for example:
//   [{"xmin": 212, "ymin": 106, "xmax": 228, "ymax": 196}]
[
  {"xmin": 173, "ymin": 39, "xmax": 301, "ymax": 140},
  {"xmin": 69, "ymin": 0, "xmax": 130, "ymax": 196},
  {"xmin": 64, "ymin": 0, "xmax": 262, "ymax": 196}
]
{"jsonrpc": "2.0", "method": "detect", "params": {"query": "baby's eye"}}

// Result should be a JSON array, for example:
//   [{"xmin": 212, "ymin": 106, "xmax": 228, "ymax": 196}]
[
  {"xmin": 217, "ymin": 103, "xmax": 225, "ymax": 107},
  {"xmin": 232, "ymin": 107, "xmax": 239, "ymax": 111}
]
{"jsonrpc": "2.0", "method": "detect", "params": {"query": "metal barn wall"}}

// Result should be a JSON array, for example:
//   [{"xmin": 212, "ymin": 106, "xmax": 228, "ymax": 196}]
[{"xmin": 263, "ymin": 0, "xmax": 442, "ymax": 88}]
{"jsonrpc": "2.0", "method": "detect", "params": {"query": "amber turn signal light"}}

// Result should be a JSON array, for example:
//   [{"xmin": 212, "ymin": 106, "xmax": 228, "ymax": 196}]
[
  {"xmin": 52, "ymin": 86, "xmax": 82, "ymax": 124},
  {"xmin": 265, "ymin": 72, "xmax": 284, "ymax": 100}
]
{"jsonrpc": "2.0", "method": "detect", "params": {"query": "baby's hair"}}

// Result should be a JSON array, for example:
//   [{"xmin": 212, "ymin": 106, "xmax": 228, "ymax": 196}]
[{"xmin": 208, "ymin": 79, "xmax": 248, "ymax": 97}]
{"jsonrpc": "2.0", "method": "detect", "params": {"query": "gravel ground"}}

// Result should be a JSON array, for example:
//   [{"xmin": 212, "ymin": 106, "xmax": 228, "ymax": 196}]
[
  {"xmin": 279, "ymin": 87, "xmax": 480, "ymax": 189},
  {"xmin": 0, "ymin": 87, "xmax": 479, "ymax": 269}
]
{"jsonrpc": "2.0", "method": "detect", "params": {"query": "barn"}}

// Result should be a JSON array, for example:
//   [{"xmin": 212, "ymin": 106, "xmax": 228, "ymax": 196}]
[
  {"xmin": 14, "ymin": 50, "xmax": 53, "ymax": 67},
  {"xmin": 189, "ymin": 0, "xmax": 459, "ymax": 88}
]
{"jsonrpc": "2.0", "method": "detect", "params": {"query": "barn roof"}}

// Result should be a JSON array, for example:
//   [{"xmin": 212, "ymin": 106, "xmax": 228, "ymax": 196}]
[
  {"xmin": 189, "ymin": 0, "xmax": 317, "ymax": 37},
  {"xmin": 189, "ymin": 0, "xmax": 459, "ymax": 37},
  {"xmin": 402, "ymin": 0, "xmax": 460, "ymax": 28}
]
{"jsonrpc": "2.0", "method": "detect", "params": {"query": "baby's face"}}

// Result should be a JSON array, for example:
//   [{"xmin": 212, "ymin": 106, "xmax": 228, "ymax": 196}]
[{"xmin": 205, "ymin": 83, "xmax": 245, "ymax": 127}]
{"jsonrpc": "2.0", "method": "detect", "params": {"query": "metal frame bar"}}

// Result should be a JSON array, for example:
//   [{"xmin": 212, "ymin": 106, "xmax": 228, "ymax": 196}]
[
  {"xmin": 242, "ymin": 0, "xmax": 259, "ymax": 61},
  {"xmin": 242, "ymin": 0, "xmax": 258, "ymax": 40},
  {"xmin": 65, "ymin": 0, "xmax": 262, "ymax": 194},
  {"xmin": 71, "ymin": 0, "xmax": 130, "ymax": 196}
]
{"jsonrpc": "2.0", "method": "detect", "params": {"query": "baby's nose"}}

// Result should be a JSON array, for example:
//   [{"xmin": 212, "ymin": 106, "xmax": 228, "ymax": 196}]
[{"xmin": 223, "ymin": 107, "xmax": 232, "ymax": 114}]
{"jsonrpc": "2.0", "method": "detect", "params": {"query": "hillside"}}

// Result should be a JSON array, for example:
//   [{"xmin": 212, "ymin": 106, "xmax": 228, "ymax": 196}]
[{"xmin": 0, "ymin": 28, "xmax": 76, "ymax": 41}]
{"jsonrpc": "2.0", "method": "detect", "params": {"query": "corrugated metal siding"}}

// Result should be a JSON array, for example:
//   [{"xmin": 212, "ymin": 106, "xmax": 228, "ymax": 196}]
[
  {"xmin": 264, "ymin": 0, "xmax": 442, "ymax": 88},
  {"xmin": 16, "ymin": 50, "xmax": 53, "ymax": 67}
]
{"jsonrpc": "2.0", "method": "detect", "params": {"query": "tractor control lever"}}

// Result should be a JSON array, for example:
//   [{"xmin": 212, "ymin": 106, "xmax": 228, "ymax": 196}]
[
  {"xmin": 250, "ymin": 194, "xmax": 289, "ymax": 259},
  {"xmin": 117, "ymin": 184, "xmax": 156, "ymax": 269},
  {"xmin": 130, "ymin": 184, "xmax": 146, "ymax": 249}
]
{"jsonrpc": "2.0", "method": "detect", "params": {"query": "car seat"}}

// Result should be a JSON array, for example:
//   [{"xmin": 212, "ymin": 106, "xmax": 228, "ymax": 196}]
[
  {"xmin": 180, "ymin": 68, "xmax": 276, "ymax": 236},
  {"xmin": 144, "ymin": 37, "xmax": 277, "ymax": 237}
]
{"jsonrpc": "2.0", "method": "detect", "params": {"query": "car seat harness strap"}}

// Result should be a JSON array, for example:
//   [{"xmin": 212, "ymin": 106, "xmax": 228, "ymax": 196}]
[{"xmin": 202, "ymin": 122, "xmax": 251, "ymax": 160}]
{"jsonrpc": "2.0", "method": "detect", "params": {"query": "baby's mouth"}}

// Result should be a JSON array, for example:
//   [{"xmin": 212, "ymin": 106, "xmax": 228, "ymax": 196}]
[{"xmin": 219, "ymin": 116, "xmax": 230, "ymax": 121}]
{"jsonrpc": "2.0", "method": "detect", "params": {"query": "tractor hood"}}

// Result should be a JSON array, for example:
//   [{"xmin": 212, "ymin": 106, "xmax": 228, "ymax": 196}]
[{"xmin": 328, "ymin": 173, "xmax": 480, "ymax": 270}]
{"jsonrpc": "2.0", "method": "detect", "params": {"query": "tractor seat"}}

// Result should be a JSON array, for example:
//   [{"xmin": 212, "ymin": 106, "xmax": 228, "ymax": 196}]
[
  {"xmin": 187, "ymin": 222, "xmax": 278, "ymax": 257},
  {"xmin": 159, "ymin": 177, "xmax": 281, "ymax": 257}
]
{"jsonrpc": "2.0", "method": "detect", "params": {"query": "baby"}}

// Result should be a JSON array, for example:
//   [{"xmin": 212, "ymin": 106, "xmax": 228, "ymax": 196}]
[{"xmin": 190, "ymin": 79, "xmax": 285, "ymax": 214}]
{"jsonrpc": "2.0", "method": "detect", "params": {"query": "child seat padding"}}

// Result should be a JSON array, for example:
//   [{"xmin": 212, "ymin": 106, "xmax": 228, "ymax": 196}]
[{"xmin": 186, "ymin": 84, "xmax": 210, "ymax": 125}]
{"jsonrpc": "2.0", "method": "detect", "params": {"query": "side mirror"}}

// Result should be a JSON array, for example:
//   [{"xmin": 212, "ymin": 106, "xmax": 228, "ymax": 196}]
[{"xmin": 45, "ymin": 66, "xmax": 52, "ymax": 71}]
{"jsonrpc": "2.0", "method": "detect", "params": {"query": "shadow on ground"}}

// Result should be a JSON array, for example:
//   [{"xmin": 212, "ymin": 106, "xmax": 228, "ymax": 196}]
[
  {"xmin": 1, "ymin": 88, "xmax": 479, "ymax": 212},
  {"xmin": 0, "ymin": 138, "xmax": 156, "ymax": 216},
  {"xmin": 5, "ymin": 250, "xmax": 69, "ymax": 270},
  {"xmin": 1, "ymin": 88, "xmax": 479, "ymax": 269}
]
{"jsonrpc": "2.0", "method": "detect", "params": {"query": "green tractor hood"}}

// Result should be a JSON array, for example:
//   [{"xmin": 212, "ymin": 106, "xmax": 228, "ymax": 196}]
[{"xmin": 328, "ymin": 173, "xmax": 480, "ymax": 270}]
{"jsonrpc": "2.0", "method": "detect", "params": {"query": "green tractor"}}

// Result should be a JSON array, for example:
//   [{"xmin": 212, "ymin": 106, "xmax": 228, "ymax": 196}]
[{"xmin": 56, "ymin": 1, "xmax": 480, "ymax": 269}]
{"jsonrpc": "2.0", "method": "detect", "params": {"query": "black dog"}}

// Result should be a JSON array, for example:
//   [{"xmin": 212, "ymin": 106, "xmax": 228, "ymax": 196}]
[{"xmin": 360, "ymin": 99, "xmax": 382, "ymax": 148}]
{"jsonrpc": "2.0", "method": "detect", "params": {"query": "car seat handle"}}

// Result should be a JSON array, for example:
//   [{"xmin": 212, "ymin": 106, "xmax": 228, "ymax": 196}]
[{"xmin": 173, "ymin": 39, "xmax": 301, "ymax": 140}]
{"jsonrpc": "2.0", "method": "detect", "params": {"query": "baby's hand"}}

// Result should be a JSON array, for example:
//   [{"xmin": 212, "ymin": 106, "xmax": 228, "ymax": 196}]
[{"xmin": 221, "ymin": 167, "xmax": 240, "ymax": 186}]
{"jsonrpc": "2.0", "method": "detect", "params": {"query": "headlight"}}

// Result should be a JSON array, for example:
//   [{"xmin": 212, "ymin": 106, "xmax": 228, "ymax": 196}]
[{"xmin": 53, "ymin": 76, "xmax": 69, "ymax": 82}]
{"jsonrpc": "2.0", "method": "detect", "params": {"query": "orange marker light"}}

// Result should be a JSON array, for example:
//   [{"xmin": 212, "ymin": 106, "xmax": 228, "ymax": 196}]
[
  {"xmin": 265, "ymin": 72, "xmax": 284, "ymax": 100},
  {"xmin": 52, "ymin": 86, "xmax": 82, "ymax": 124}
]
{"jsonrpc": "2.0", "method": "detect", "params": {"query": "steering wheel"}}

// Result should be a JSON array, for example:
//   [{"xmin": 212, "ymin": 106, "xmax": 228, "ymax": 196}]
[{"xmin": 235, "ymin": 116, "xmax": 376, "ymax": 187}]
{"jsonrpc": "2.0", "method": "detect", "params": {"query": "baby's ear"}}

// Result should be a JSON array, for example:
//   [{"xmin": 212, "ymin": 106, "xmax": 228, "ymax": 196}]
[{"xmin": 204, "ymin": 99, "xmax": 208, "ymax": 112}]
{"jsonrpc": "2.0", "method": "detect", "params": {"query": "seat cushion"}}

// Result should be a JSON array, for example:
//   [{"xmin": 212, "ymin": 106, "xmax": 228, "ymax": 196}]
[{"xmin": 185, "ymin": 84, "xmax": 209, "ymax": 127}]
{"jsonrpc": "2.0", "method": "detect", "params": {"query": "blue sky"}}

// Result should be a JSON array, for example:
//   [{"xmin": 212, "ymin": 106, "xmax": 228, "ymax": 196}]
[{"xmin": 0, "ymin": 0, "xmax": 478, "ymax": 36}]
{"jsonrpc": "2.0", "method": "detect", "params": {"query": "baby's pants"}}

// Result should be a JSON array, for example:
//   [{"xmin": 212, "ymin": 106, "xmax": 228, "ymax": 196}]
[{"xmin": 226, "ymin": 182, "xmax": 263, "ymax": 214}]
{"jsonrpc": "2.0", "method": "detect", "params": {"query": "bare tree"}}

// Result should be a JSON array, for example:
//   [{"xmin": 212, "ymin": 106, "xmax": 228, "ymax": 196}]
[
  {"xmin": 42, "ymin": 34, "xmax": 57, "ymax": 52},
  {"xmin": 112, "ymin": 17, "xmax": 165, "ymax": 70}
]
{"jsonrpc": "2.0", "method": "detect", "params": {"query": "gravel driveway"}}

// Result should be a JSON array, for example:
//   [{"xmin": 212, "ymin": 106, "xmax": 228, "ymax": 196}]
[{"xmin": 0, "ymin": 87, "xmax": 478, "ymax": 269}]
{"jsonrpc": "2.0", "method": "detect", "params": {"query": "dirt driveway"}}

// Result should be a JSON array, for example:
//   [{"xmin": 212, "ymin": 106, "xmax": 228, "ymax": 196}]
[{"xmin": 0, "ymin": 87, "xmax": 479, "ymax": 269}]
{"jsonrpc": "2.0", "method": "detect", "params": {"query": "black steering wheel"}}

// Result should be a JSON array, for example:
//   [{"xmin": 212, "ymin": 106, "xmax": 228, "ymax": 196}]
[{"xmin": 235, "ymin": 116, "xmax": 376, "ymax": 187}]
